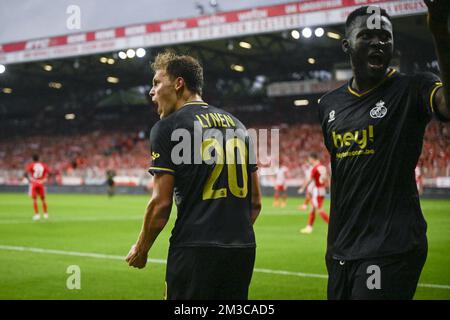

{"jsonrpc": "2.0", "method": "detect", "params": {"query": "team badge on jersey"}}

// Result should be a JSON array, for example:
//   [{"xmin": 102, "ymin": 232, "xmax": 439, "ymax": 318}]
[{"xmin": 370, "ymin": 100, "xmax": 387, "ymax": 119}]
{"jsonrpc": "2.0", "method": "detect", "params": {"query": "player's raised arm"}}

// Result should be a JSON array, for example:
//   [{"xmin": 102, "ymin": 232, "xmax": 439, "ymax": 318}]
[
  {"xmin": 126, "ymin": 172, "xmax": 174, "ymax": 269},
  {"xmin": 425, "ymin": 0, "xmax": 450, "ymax": 119}
]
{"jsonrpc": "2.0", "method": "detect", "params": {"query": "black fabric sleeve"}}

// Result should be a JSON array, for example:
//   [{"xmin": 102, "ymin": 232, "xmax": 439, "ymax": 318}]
[
  {"xmin": 317, "ymin": 96, "xmax": 332, "ymax": 152},
  {"xmin": 148, "ymin": 120, "xmax": 175, "ymax": 176},
  {"xmin": 417, "ymin": 72, "xmax": 446, "ymax": 122}
]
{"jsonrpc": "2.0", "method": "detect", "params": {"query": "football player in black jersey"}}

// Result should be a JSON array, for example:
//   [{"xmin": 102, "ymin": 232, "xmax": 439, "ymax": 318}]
[
  {"xmin": 318, "ymin": 1, "xmax": 449, "ymax": 299},
  {"xmin": 126, "ymin": 51, "xmax": 262, "ymax": 300}
]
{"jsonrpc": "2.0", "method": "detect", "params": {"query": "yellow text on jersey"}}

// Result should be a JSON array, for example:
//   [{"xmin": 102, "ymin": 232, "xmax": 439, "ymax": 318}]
[{"xmin": 332, "ymin": 125, "xmax": 374, "ymax": 150}]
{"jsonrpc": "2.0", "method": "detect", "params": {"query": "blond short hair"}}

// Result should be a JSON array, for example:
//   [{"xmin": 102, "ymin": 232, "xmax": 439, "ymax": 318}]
[{"xmin": 151, "ymin": 51, "xmax": 204, "ymax": 95}]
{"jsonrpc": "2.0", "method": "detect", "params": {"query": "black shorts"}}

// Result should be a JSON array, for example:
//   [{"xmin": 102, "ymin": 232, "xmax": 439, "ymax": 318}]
[
  {"xmin": 165, "ymin": 246, "xmax": 256, "ymax": 300},
  {"xmin": 326, "ymin": 244, "xmax": 427, "ymax": 300}
]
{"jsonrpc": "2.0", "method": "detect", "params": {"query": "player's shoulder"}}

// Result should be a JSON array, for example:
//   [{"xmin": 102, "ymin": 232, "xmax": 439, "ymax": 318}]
[
  {"xmin": 399, "ymin": 71, "xmax": 441, "ymax": 85},
  {"xmin": 149, "ymin": 117, "xmax": 174, "ymax": 144},
  {"xmin": 318, "ymin": 82, "xmax": 348, "ymax": 107},
  {"xmin": 151, "ymin": 115, "xmax": 174, "ymax": 133}
]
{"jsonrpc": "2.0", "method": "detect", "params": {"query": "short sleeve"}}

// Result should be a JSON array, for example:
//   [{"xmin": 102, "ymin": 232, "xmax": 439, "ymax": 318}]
[
  {"xmin": 417, "ymin": 72, "xmax": 444, "ymax": 121},
  {"xmin": 317, "ymin": 95, "xmax": 333, "ymax": 152},
  {"xmin": 148, "ymin": 120, "xmax": 175, "ymax": 176}
]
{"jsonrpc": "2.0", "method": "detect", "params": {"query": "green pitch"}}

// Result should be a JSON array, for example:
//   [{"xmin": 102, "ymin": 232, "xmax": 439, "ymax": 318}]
[{"xmin": 0, "ymin": 193, "xmax": 449, "ymax": 300}]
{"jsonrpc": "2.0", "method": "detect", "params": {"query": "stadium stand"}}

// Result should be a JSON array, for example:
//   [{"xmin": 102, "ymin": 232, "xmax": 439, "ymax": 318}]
[{"xmin": 1, "ymin": 115, "xmax": 448, "ymax": 187}]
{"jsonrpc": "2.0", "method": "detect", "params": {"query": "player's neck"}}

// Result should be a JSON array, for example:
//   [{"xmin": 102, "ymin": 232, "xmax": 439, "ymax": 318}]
[
  {"xmin": 351, "ymin": 69, "xmax": 391, "ymax": 93},
  {"xmin": 175, "ymin": 92, "xmax": 203, "ymax": 111}
]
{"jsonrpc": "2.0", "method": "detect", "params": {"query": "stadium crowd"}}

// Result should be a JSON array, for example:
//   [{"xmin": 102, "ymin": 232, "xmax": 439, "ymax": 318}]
[{"xmin": 0, "ymin": 120, "xmax": 448, "ymax": 186}]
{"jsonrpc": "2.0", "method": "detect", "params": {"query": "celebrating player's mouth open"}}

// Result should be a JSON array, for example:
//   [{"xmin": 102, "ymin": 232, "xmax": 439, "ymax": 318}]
[
  {"xmin": 126, "ymin": 51, "xmax": 262, "ymax": 300},
  {"xmin": 343, "ymin": 11, "xmax": 394, "ymax": 82},
  {"xmin": 319, "ymin": 1, "xmax": 450, "ymax": 300}
]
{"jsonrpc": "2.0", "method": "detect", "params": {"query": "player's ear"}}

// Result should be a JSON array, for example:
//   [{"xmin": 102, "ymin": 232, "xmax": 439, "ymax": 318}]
[
  {"xmin": 342, "ymin": 39, "xmax": 350, "ymax": 54},
  {"xmin": 174, "ymin": 77, "xmax": 184, "ymax": 91}
]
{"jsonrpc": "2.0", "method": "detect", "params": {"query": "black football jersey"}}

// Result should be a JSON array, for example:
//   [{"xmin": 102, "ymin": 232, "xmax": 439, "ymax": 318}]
[
  {"xmin": 318, "ymin": 69, "xmax": 444, "ymax": 260},
  {"xmin": 149, "ymin": 101, "xmax": 257, "ymax": 248}
]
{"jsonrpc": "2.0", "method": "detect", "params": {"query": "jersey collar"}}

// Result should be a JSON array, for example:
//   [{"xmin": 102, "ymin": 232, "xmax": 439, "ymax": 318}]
[
  {"xmin": 347, "ymin": 69, "xmax": 397, "ymax": 98},
  {"xmin": 183, "ymin": 100, "xmax": 208, "ymax": 107}
]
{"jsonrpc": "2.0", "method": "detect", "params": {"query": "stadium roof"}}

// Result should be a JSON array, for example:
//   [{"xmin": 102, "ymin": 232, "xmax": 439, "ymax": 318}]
[{"xmin": 0, "ymin": 1, "xmax": 439, "ymax": 119}]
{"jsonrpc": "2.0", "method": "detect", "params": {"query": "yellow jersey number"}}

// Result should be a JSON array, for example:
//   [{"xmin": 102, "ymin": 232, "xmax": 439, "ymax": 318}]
[{"xmin": 201, "ymin": 137, "xmax": 248, "ymax": 200}]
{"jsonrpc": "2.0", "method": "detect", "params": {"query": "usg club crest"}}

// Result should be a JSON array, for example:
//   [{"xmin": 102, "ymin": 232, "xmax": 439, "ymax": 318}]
[{"xmin": 370, "ymin": 100, "xmax": 387, "ymax": 119}]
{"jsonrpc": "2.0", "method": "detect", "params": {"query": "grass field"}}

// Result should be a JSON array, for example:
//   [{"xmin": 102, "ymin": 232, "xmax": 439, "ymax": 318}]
[{"xmin": 0, "ymin": 192, "xmax": 449, "ymax": 300}]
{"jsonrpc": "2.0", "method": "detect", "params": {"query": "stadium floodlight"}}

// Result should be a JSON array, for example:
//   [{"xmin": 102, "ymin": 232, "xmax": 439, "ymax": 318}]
[
  {"xmin": 107, "ymin": 58, "xmax": 115, "ymax": 65},
  {"xmin": 302, "ymin": 28, "xmax": 312, "ymax": 38},
  {"xmin": 327, "ymin": 32, "xmax": 341, "ymax": 40},
  {"xmin": 107, "ymin": 76, "xmax": 119, "ymax": 84},
  {"xmin": 2, "ymin": 87, "xmax": 12, "ymax": 94},
  {"xmin": 308, "ymin": 58, "xmax": 316, "ymax": 65},
  {"xmin": 314, "ymin": 28, "xmax": 325, "ymax": 37},
  {"xmin": 239, "ymin": 41, "xmax": 252, "ymax": 49},
  {"xmin": 118, "ymin": 51, "xmax": 127, "ymax": 60},
  {"xmin": 48, "ymin": 82, "xmax": 62, "ymax": 89},
  {"xmin": 0, "ymin": 64, "xmax": 5, "ymax": 74},
  {"xmin": 294, "ymin": 99, "xmax": 309, "ymax": 106},
  {"xmin": 291, "ymin": 30, "xmax": 300, "ymax": 40},
  {"xmin": 43, "ymin": 64, "xmax": 53, "ymax": 71},
  {"xmin": 65, "ymin": 113, "xmax": 76, "ymax": 120},
  {"xmin": 126, "ymin": 49, "xmax": 136, "ymax": 59},
  {"xmin": 231, "ymin": 64, "xmax": 244, "ymax": 72},
  {"xmin": 136, "ymin": 48, "xmax": 146, "ymax": 58}
]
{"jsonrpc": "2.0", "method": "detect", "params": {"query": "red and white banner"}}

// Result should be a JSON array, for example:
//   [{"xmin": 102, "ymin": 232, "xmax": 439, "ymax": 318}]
[{"xmin": 0, "ymin": 0, "xmax": 426, "ymax": 64}]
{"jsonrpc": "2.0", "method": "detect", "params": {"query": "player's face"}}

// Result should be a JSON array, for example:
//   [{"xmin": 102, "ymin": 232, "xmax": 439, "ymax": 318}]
[
  {"xmin": 149, "ymin": 69, "xmax": 178, "ymax": 119},
  {"xmin": 344, "ymin": 15, "xmax": 394, "ymax": 81}
]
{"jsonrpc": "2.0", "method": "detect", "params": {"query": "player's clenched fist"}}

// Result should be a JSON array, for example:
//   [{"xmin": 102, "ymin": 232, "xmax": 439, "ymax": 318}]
[
  {"xmin": 126, "ymin": 244, "xmax": 148, "ymax": 269},
  {"xmin": 424, "ymin": 0, "xmax": 450, "ymax": 33}
]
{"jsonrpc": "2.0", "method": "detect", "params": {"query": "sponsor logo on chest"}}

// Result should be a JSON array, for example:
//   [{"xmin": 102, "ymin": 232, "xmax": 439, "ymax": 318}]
[{"xmin": 332, "ymin": 125, "xmax": 374, "ymax": 149}]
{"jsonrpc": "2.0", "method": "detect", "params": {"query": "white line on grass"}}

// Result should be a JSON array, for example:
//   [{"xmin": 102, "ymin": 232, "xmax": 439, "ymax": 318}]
[
  {"xmin": 0, "ymin": 216, "xmax": 144, "ymax": 224},
  {"xmin": 0, "ymin": 244, "xmax": 165, "ymax": 264},
  {"xmin": 0, "ymin": 244, "xmax": 449, "ymax": 290}
]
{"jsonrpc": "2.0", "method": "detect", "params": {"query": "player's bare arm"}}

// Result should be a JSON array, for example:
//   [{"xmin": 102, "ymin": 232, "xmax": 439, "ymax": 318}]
[
  {"xmin": 298, "ymin": 178, "xmax": 312, "ymax": 194},
  {"xmin": 425, "ymin": 0, "xmax": 450, "ymax": 119},
  {"xmin": 251, "ymin": 171, "xmax": 262, "ymax": 225},
  {"xmin": 126, "ymin": 172, "xmax": 174, "ymax": 269}
]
